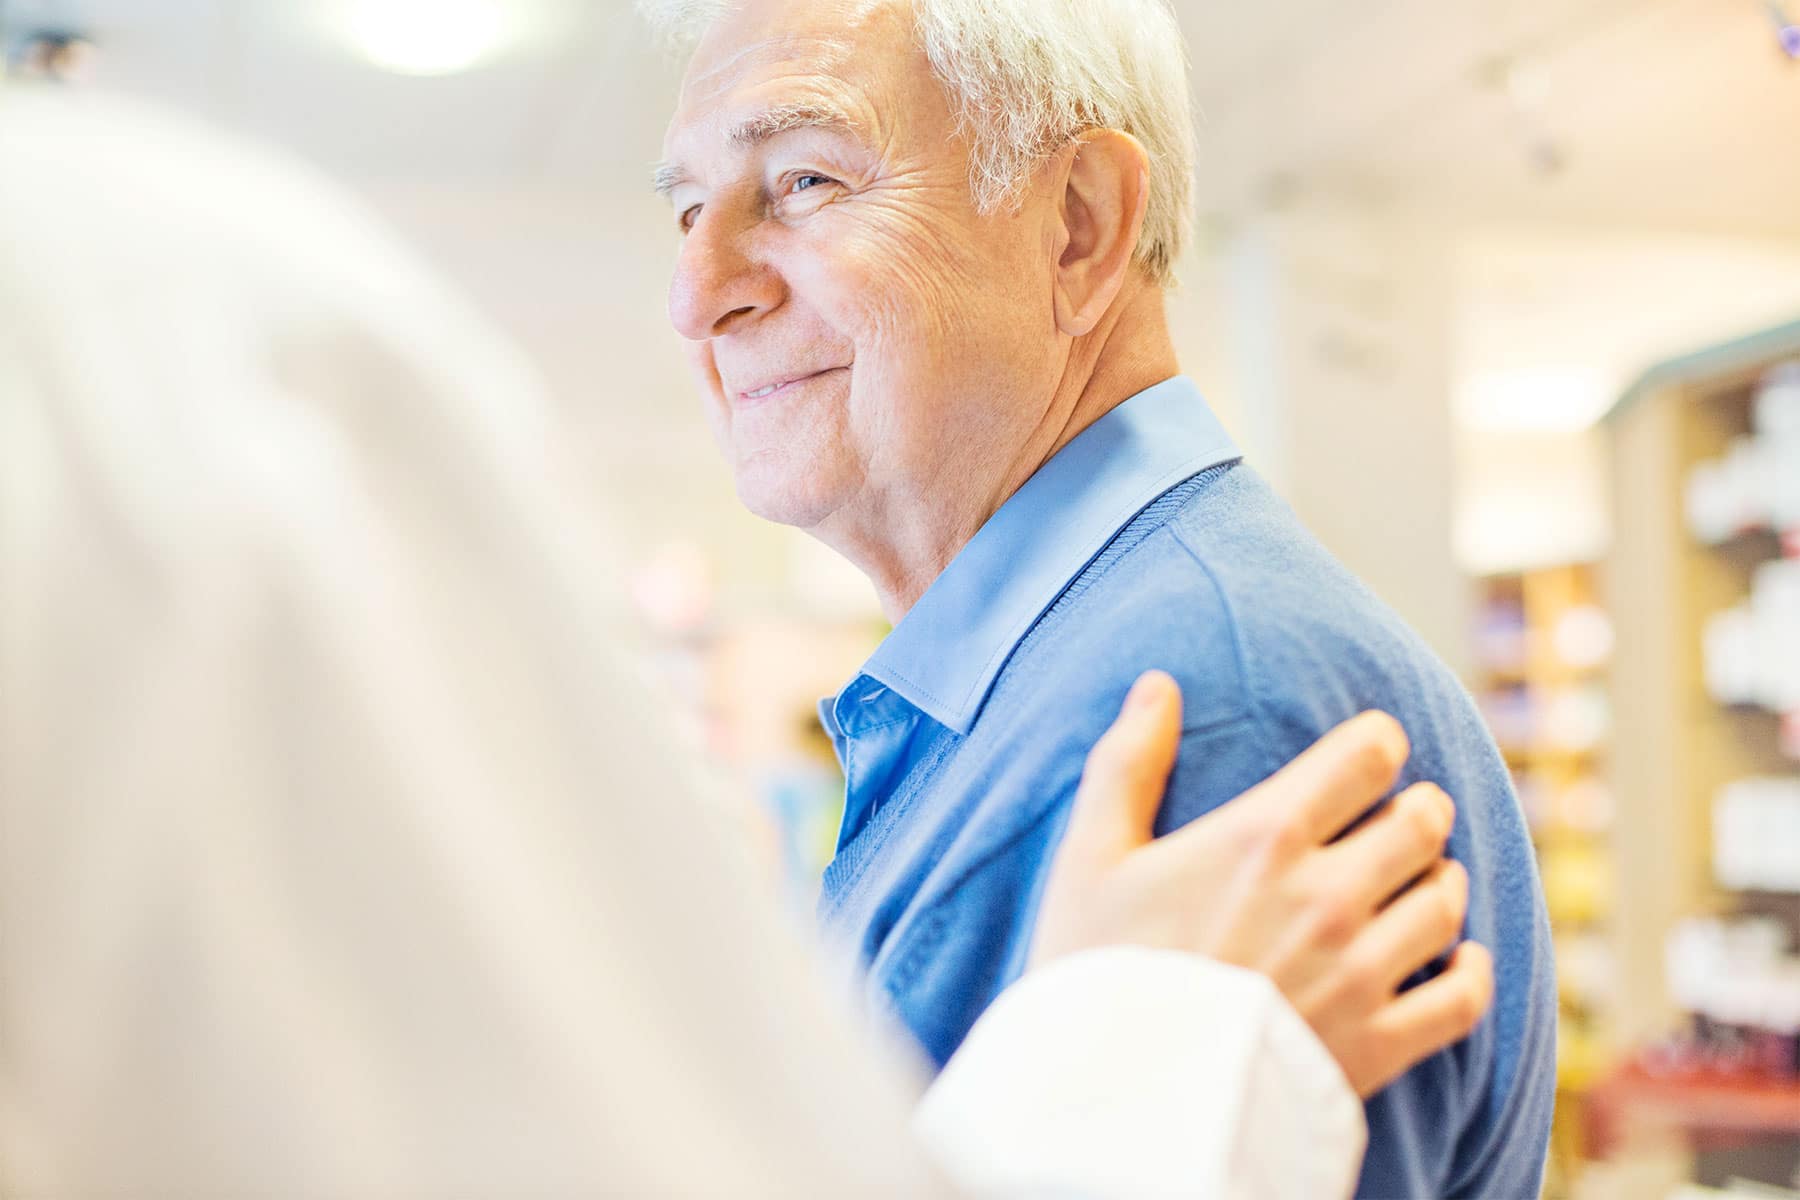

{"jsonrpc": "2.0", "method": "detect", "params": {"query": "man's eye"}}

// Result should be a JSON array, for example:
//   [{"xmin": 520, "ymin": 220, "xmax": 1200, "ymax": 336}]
[
  {"xmin": 790, "ymin": 174, "xmax": 834, "ymax": 194},
  {"xmin": 678, "ymin": 205, "xmax": 701, "ymax": 233}
]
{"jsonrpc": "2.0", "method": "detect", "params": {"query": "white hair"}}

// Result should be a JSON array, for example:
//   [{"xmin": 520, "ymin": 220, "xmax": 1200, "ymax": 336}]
[{"xmin": 641, "ymin": 0, "xmax": 1196, "ymax": 284}]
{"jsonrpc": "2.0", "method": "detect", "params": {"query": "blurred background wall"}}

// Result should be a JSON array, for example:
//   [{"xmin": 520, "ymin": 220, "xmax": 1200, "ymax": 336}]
[{"xmin": 4, "ymin": 1, "xmax": 1798, "ymax": 1196}]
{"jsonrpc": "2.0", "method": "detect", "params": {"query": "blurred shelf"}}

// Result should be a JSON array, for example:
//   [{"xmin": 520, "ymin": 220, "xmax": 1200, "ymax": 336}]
[
  {"xmin": 1693, "ymin": 526, "xmax": 1786, "ymax": 557},
  {"xmin": 1714, "ymin": 700, "xmax": 1800, "ymax": 734},
  {"xmin": 1501, "ymin": 745, "xmax": 1605, "ymax": 769},
  {"xmin": 1578, "ymin": 331, "xmax": 1800, "ymax": 1194},
  {"xmin": 1472, "ymin": 560, "xmax": 1621, "ymax": 1199},
  {"xmin": 1532, "ymin": 828, "xmax": 1614, "ymax": 847},
  {"xmin": 1477, "ymin": 664, "xmax": 1611, "ymax": 687},
  {"xmin": 1586, "ymin": 1059, "xmax": 1800, "ymax": 1159}
]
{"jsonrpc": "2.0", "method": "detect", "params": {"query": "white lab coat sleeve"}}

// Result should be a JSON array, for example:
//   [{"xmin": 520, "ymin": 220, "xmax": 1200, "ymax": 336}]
[{"xmin": 915, "ymin": 947, "xmax": 1367, "ymax": 1200}]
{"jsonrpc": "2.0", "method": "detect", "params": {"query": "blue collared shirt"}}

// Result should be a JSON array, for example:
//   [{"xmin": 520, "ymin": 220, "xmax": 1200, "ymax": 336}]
[{"xmin": 819, "ymin": 377, "xmax": 1556, "ymax": 1199}]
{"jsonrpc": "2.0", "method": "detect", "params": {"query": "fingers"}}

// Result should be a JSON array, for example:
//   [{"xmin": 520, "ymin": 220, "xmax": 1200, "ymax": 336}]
[
  {"xmin": 1349, "ymin": 859, "xmax": 1469, "ymax": 997},
  {"xmin": 1322, "ymin": 782, "xmax": 1455, "ymax": 914},
  {"xmin": 1063, "ymin": 671, "xmax": 1184, "ymax": 863},
  {"xmin": 1357, "ymin": 941, "xmax": 1494, "ymax": 1097},
  {"xmin": 1242, "ymin": 711, "xmax": 1410, "ymax": 847}
]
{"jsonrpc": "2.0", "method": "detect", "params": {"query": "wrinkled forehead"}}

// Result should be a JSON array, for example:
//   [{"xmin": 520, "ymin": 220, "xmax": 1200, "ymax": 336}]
[{"xmin": 662, "ymin": 0, "xmax": 919, "ymax": 158}]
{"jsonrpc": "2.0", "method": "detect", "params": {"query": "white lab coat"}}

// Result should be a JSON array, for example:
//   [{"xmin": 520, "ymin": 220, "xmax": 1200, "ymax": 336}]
[{"xmin": 0, "ymin": 89, "xmax": 1364, "ymax": 1198}]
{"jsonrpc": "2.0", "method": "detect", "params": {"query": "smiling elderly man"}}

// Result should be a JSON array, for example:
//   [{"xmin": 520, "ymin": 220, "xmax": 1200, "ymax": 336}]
[{"xmin": 647, "ymin": 0, "xmax": 1556, "ymax": 1194}]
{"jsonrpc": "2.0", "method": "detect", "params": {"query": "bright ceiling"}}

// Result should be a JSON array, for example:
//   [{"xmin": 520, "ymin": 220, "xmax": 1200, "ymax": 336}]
[
  {"xmin": 6, "ymin": 0, "xmax": 1796, "ymax": 234},
  {"xmin": 1185, "ymin": 0, "xmax": 1800, "ymax": 237}
]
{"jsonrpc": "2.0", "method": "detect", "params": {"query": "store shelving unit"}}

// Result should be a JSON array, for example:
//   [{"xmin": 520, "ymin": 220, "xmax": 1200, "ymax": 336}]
[
  {"xmin": 1598, "ymin": 320, "xmax": 1800, "ymax": 1195},
  {"xmin": 1588, "ymin": 1061, "xmax": 1800, "ymax": 1156},
  {"xmin": 1472, "ymin": 563, "xmax": 1617, "ymax": 1197}
]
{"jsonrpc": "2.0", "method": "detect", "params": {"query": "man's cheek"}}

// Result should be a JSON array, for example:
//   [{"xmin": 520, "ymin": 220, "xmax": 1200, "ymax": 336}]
[{"xmin": 806, "ymin": 225, "xmax": 965, "ymax": 344}]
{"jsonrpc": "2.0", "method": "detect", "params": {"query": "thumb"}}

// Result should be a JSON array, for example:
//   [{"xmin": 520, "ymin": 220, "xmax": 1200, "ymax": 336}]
[{"xmin": 1061, "ymin": 670, "xmax": 1183, "ymax": 865}]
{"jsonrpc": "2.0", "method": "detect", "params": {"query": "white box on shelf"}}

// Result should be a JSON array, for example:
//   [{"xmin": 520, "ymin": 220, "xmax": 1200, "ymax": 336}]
[
  {"xmin": 1704, "ymin": 605, "xmax": 1759, "ymax": 707},
  {"xmin": 1753, "ymin": 360, "xmax": 1800, "ymax": 438},
  {"xmin": 1714, "ymin": 777, "xmax": 1800, "ymax": 893}
]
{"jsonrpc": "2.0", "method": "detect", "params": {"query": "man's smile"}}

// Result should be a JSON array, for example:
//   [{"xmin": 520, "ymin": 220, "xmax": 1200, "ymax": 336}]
[{"xmin": 733, "ymin": 365, "xmax": 849, "ymax": 408}]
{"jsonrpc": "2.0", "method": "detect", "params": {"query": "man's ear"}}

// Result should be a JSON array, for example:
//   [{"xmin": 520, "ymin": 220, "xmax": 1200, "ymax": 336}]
[{"xmin": 1051, "ymin": 129, "xmax": 1152, "ymax": 338}]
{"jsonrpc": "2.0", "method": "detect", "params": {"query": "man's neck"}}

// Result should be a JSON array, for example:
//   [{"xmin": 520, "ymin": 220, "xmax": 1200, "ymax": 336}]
[{"xmin": 821, "ymin": 284, "xmax": 1180, "ymax": 623}]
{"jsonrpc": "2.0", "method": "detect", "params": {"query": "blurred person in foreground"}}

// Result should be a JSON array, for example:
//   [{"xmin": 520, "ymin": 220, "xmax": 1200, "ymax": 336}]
[
  {"xmin": 648, "ymin": 0, "xmax": 1557, "ymax": 1195},
  {"xmin": 0, "ymin": 89, "xmax": 1495, "ymax": 1197}
]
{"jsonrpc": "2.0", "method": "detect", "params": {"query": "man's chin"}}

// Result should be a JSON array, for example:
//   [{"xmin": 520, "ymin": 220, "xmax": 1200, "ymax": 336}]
[{"xmin": 731, "ymin": 467, "xmax": 840, "ymax": 530}]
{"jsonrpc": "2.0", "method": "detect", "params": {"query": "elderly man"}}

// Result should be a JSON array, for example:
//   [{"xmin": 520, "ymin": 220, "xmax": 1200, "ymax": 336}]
[{"xmin": 649, "ymin": 0, "xmax": 1556, "ymax": 1196}]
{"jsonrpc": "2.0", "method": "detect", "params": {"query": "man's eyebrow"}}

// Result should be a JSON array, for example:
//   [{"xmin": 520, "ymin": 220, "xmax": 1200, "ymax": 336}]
[
  {"xmin": 726, "ymin": 100, "xmax": 861, "ymax": 149},
  {"xmin": 652, "ymin": 101, "xmax": 865, "ymax": 198},
  {"xmin": 652, "ymin": 162, "xmax": 690, "ymax": 199}
]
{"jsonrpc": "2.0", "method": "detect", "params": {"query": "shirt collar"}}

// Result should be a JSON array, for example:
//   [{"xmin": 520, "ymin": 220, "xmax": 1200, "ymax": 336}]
[{"xmin": 844, "ymin": 376, "xmax": 1240, "ymax": 736}]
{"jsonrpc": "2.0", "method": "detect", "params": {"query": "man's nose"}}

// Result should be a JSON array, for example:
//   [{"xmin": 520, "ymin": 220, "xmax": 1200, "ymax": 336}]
[{"xmin": 668, "ymin": 207, "xmax": 785, "ymax": 342}]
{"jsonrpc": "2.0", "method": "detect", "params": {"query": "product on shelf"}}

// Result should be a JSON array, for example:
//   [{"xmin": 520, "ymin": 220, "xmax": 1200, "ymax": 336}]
[
  {"xmin": 1755, "ymin": 558, "xmax": 1800, "ymax": 714},
  {"xmin": 1542, "ymin": 683, "xmax": 1611, "ymax": 752},
  {"xmin": 1551, "ymin": 604, "xmax": 1615, "ymax": 671},
  {"xmin": 1664, "ymin": 916, "xmax": 1800, "ymax": 1079},
  {"xmin": 1541, "ymin": 838, "xmax": 1613, "ymax": 926},
  {"xmin": 1715, "ymin": 776, "xmax": 1800, "ymax": 894},
  {"xmin": 1685, "ymin": 361, "xmax": 1800, "ymax": 543},
  {"xmin": 1478, "ymin": 682, "xmax": 1611, "ymax": 754},
  {"xmin": 1473, "ymin": 596, "xmax": 1529, "ymax": 675},
  {"xmin": 1514, "ymin": 770, "xmax": 1552, "ymax": 832},
  {"xmin": 1555, "ymin": 777, "xmax": 1614, "ymax": 833},
  {"xmin": 1512, "ymin": 771, "xmax": 1615, "ymax": 837},
  {"xmin": 1686, "ymin": 438, "xmax": 1780, "ymax": 543},
  {"xmin": 1755, "ymin": 361, "xmax": 1800, "ymax": 437},
  {"xmin": 1701, "ymin": 559, "xmax": 1800, "ymax": 724},
  {"xmin": 1478, "ymin": 684, "xmax": 1535, "ymax": 750},
  {"xmin": 1756, "ymin": 362, "xmax": 1800, "ymax": 538},
  {"xmin": 1704, "ymin": 606, "xmax": 1760, "ymax": 707},
  {"xmin": 1555, "ymin": 929, "xmax": 1617, "ymax": 1010}
]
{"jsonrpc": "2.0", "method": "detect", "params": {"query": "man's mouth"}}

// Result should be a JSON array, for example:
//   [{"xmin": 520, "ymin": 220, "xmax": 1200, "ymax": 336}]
[{"xmin": 735, "ymin": 366, "xmax": 847, "ymax": 406}]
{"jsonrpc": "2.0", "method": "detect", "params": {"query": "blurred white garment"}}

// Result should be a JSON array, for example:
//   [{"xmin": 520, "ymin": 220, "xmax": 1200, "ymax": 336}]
[{"xmin": 0, "ymin": 90, "xmax": 1362, "ymax": 1198}]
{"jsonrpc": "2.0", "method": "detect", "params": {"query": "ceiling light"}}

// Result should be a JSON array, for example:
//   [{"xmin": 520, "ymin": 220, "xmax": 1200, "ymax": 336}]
[
  {"xmin": 345, "ymin": 0, "xmax": 509, "ymax": 76},
  {"xmin": 1478, "ymin": 56, "xmax": 1568, "ymax": 181},
  {"xmin": 1456, "ymin": 365, "xmax": 1615, "ymax": 433}
]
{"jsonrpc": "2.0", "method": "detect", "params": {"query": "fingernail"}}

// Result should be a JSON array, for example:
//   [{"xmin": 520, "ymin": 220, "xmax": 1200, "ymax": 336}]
[{"xmin": 1127, "ymin": 671, "xmax": 1168, "ymax": 712}]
